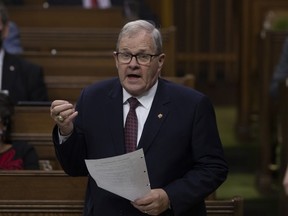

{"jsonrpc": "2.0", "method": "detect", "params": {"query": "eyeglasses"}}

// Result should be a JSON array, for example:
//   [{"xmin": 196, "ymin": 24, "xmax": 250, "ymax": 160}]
[{"xmin": 114, "ymin": 52, "xmax": 160, "ymax": 66}]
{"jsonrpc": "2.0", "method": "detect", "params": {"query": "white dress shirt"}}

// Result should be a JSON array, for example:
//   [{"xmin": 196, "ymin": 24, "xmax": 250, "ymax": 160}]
[
  {"xmin": 123, "ymin": 81, "xmax": 158, "ymax": 145},
  {"xmin": 59, "ymin": 80, "xmax": 158, "ymax": 145}
]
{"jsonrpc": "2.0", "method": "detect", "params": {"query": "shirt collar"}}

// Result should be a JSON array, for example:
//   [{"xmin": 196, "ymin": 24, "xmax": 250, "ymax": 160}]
[{"xmin": 123, "ymin": 80, "xmax": 158, "ymax": 110}]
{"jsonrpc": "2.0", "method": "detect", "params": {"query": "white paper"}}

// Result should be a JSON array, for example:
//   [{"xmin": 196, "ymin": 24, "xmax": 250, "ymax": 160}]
[{"xmin": 85, "ymin": 149, "xmax": 151, "ymax": 201}]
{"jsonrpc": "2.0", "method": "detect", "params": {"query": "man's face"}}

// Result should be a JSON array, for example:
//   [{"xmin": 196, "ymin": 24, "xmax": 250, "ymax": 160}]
[{"xmin": 114, "ymin": 30, "xmax": 165, "ymax": 96}]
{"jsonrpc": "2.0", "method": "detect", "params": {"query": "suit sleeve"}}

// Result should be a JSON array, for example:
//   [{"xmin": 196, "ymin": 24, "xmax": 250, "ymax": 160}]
[{"xmin": 164, "ymin": 96, "xmax": 228, "ymax": 215}]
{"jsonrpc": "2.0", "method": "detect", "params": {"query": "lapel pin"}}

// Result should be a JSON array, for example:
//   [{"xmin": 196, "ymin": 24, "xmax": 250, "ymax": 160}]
[{"xmin": 158, "ymin": 113, "xmax": 163, "ymax": 119}]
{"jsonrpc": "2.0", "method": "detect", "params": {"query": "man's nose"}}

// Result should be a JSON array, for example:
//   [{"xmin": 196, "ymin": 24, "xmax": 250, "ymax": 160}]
[{"xmin": 130, "ymin": 56, "xmax": 139, "ymax": 65}]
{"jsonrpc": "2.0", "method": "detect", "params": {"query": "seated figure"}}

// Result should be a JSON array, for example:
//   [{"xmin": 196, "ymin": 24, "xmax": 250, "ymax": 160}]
[
  {"xmin": 0, "ymin": 92, "xmax": 39, "ymax": 170},
  {"xmin": 0, "ymin": 2, "xmax": 48, "ymax": 104}
]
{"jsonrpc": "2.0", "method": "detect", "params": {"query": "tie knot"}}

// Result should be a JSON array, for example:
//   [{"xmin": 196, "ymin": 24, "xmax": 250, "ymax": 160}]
[{"xmin": 128, "ymin": 97, "xmax": 139, "ymax": 110}]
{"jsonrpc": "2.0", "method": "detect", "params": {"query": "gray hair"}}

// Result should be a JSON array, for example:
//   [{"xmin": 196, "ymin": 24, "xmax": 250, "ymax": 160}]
[{"xmin": 116, "ymin": 20, "xmax": 163, "ymax": 54}]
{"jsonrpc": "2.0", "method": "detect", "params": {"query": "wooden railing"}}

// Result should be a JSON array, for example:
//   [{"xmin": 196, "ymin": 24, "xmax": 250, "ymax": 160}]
[
  {"xmin": 206, "ymin": 196, "xmax": 243, "ymax": 216},
  {"xmin": 0, "ymin": 170, "xmax": 87, "ymax": 200}
]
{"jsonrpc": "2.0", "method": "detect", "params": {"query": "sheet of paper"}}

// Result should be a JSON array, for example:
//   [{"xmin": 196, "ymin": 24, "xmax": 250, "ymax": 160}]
[{"xmin": 85, "ymin": 148, "xmax": 151, "ymax": 201}]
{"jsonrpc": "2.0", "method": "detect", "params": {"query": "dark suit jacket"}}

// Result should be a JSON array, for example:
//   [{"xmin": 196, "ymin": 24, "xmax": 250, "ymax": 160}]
[
  {"xmin": 53, "ymin": 78, "xmax": 228, "ymax": 216},
  {"xmin": 2, "ymin": 52, "xmax": 48, "ymax": 103}
]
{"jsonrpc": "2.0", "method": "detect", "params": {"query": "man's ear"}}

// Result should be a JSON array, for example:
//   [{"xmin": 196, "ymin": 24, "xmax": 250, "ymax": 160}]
[{"xmin": 158, "ymin": 53, "xmax": 165, "ymax": 67}]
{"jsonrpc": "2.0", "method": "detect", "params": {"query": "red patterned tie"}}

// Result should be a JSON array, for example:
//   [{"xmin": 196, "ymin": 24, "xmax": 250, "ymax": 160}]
[{"xmin": 125, "ymin": 97, "xmax": 139, "ymax": 153}]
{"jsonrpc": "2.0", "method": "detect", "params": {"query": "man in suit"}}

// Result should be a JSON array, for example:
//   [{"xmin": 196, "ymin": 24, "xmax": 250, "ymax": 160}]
[
  {"xmin": 50, "ymin": 20, "xmax": 228, "ymax": 216},
  {"xmin": 0, "ymin": 3, "xmax": 48, "ymax": 104}
]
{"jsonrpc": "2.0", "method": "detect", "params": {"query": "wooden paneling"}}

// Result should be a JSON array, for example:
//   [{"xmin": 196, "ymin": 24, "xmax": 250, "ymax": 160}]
[
  {"xmin": 206, "ymin": 196, "xmax": 244, "ymax": 216},
  {"xmin": 20, "ymin": 26, "xmax": 176, "ymax": 77},
  {"xmin": 7, "ymin": 6, "xmax": 125, "ymax": 28},
  {"xmin": 24, "ymin": 52, "xmax": 116, "ymax": 77},
  {"xmin": 19, "ymin": 28, "xmax": 117, "ymax": 52},
  {"xmin": 0, "ymin": 170, "xmax": 87, "ymax": 200},
  {"xmin": 0, "ymin": 196, "xmax": 243, "ymax": 216},
  {"xmin": 0, "ymin": 200, "xmax": 84, "ymax": 216},
  {"xmin": 174, "ymin": 0, "xmax": 238, "ymax": 86},
  {"xmin": 12, "ymin": 106, "xmax": 53, "ymax": 134}
]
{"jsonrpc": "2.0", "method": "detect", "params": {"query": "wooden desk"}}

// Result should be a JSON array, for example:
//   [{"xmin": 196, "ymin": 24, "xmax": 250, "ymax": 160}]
[
  {"xmin": 0, "ymin": 170, "xmax": 87, "ymax": 200},
  {"xmin": 0, "ymin": 200, "xmax": 84, "ymax": 215},
  {"xmin": 0, "ymin": 196, "xmax": 243, "ymax": 216},
  {"xmin": 12, "ymin": 106, "xmax": 53, "ymax": 134},
  {"xmin": 11, "ymin": 106, "xmax": 56, "ymax": 168}
]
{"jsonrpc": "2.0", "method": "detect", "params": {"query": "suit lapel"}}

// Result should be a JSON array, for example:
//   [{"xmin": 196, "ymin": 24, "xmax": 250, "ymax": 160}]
[
  {"xmin": 104, "ymin": 79, "xmax": 171, "ymax": 155},
  {"xmin": 137, "ymin": 79, "xmax": 170, "ymax": 152},
  {"xmin": 104, "ymin": 80, "xmax": 126, "ymax": 155}
]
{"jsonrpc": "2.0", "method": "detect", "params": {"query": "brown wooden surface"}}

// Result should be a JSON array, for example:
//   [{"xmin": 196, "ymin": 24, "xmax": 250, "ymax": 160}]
[
  {"xmin": 20, "ymin": 26, "xmax": 176, "ymax": 77},
  {"xmin": 7, "ymin": 6, "xmax": 125, "ymax": 28},
  {"xmin": 0, "ymin": 170, "xmax": 87, "ymax": 200},
  {"xmin": 11, "ymin": 106, "xmax": 56, "ymax": 167},
  {"xmin": 20, "ymin": 28, "xmax": 118, "ymax": 52},
  {"xmin": 45, "ymin": 75, "xmax": 109, "ymax": 102},
  {"xmin": 205, "ymin": 196, "xmax": 244, "ymax": 216},
  {"xmin": 12, "ymin": 106, "xmax": 53, "ymax": 134},
  {"xmin": 24, "ymin": 52, "xmax": 116, "ymax": 77},
  {"xmin": 0, "ymin": 200, "xmax": 84, "ymax": 215},
  {"xmin": 0, "ymin": 196, "xmax": 243, "ymax": 216}
]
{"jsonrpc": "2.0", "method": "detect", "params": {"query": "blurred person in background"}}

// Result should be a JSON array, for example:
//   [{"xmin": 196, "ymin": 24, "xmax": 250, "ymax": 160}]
[
  {"xmin": 0, "ymin": 92, "xmax": 39, "ymax": 170},
  {"xmin": 0, "ymin": 2, "xmax": 48, "ymax": 104}
]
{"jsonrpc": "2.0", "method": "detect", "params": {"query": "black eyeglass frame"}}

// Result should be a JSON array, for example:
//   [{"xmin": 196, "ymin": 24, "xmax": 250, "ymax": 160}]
[{"xmin": 114, "ymin": 51, "xmax": 161, "ymax": 65}]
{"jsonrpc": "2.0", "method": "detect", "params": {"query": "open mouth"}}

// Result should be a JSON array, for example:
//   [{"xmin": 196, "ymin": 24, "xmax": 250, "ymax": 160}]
[{"xmin": 127, "ymin": 74, "xmax": 141, "ymax": 78}]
